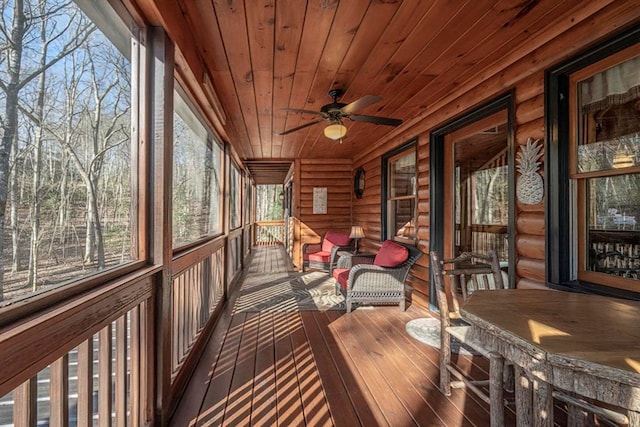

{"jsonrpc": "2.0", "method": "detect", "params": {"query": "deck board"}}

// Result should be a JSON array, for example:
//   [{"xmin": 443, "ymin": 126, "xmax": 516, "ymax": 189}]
[
  {"xmin": 250, "ymin": 312, "xmax": 277, "ymax": 426},
  {"xmin": 299, "ymin": 311, "xmax": 363, "ymax": 426},
  {"xmin": 274, "ymin": 312, "xmax": 306, "ymax": 426},
  {"xmin": 365, "ymin": 307, "xmax": 498, "ymax": 425},
  {"xmin": 171, "ymin": 246, "xmax": 506, "ymax": 426}
]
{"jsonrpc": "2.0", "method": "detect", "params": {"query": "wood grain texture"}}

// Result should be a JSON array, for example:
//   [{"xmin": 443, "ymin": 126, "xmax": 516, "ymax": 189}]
[
  {"xmin": 515, "ymin": 257, "xmax": 546, "ymax": 283},
  {"xmin": 293, "ymin": 159, "xmax": 352, "ymax": 269},
  {"xmin": 517, "ymin": 213, "xmax": 545, "ymax": 236},
  {"xmin": 516, "ymin": 234, "xmax": 546, "ymax": 260},
  {"xmin": 0, "ymin": 275, "xmax": 152, "ymax": 398},
  {"xmin": 50, "ymin": 356, "xmax": 69, "ymax": 426},
  {"xmin": 463, "ymin": 289, "xmax": 640, "ymax": 425},
  {"xmin": 169, "ymin": 247, "xmax": 534, "ymax": 426},
  {"xmin": 13, "ymin": 377, "xmax": 37, "ymax": 427},
  {"xmin": 131, "ymin": 0, "xmax": 640, "ymax": 164}
]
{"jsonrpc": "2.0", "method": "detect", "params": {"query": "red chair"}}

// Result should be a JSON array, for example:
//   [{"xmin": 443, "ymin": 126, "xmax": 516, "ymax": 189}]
[
  {"xmin": 332, "ymin": 240, "xmax": 422, "ymax": 312},
  {"xmin": 302, "ymin": 230, "xmax": 353, "ymax": 273}
]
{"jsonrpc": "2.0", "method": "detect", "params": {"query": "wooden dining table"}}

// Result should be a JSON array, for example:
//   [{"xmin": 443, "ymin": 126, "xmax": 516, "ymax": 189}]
[{"xmin": 461, "ymin": 288, "xmax": 640, "ymax": 426}]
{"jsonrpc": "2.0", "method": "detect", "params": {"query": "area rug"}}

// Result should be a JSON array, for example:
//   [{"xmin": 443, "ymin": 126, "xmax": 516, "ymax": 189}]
[
  {"xmin": 234, "ymin": 271, "xmax": 345, "ymax": 312},
  {"xmin": 405, "ymin": 317, "xmax": 479, "ymax": 355}
]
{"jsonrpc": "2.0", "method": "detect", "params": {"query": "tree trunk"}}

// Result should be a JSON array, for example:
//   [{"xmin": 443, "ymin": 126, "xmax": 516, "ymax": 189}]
[
  {"xmin": 83, "ymin": 176, "xmax": 105, "ymax": 269},
  {"xmin": 84, "ymin": 192, "xmax": 95, "ymax": 265},
  {"xmin": 10, "ymin": 132, "xmax": 20, "ymax": 274},
  {"xmin": 0, "ymin": 0, "xmax": 26, "ymax": 300},
  {"xmin": 27, "ymin": 13, "xmax": 49, "ymax": 289},
  {"xmin": 90, "ymin": 176, "xmax": 105, "ymax": 269}
]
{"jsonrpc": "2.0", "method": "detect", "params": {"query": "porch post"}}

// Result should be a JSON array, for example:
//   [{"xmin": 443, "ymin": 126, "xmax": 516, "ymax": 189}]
[{"xmin": 149, "ymin": 26, "xmax": 174, "ymax": 425}]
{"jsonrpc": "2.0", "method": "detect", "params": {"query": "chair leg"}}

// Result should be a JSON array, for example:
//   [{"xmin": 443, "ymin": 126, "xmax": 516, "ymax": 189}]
[
  {"xmin": 504, "ymin": 362, "xmax": 515, "ymax": 393},
  {"xmin": 346, "ymin": 298, "xmax": 352, "ymax": 313},
  {"xmin": 399, "ymin": 298, "xmax": 406, "ymax": 311},
  {"xmin": 515, "ymin": 367, "xmax": 532, "ymax": 424},
  {"xmin": 440, "ymin": 329, "xmax": 452, "ymax": 396},
  {"xmin": 489, "ymin": 352, "xmax": 505, "ymax": 427}
]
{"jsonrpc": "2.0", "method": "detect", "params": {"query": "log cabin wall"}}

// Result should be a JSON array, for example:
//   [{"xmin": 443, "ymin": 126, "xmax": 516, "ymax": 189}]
[
  {"xmin": 292, "ymin": 158, "xmax": 353, "ymax": 269},
  {"xmin": 351, "ymin": 2, "xmax": 640, "ymax": 307}
]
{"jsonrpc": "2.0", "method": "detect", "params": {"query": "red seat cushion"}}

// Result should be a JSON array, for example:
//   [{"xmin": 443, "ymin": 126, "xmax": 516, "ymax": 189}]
[
  {"xmin": 321, "ymin": 230, "xmax": 352, "ymax": 253},
  {"xmin": 332, "ymin": 268, "xmax": 350, "ymax": 290},
  {"xmin": 374, "ymin": 240, "xmax": 409, "ymax": 267},
  {"xmin": 307, "ymin": 251, "xmax": 331, "ymax": 263}
]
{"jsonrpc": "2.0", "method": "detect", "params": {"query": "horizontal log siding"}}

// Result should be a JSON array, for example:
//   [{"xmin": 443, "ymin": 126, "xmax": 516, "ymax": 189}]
[
  {"xmin": 349, "ymin": 133, "xmax": 431, "ymax": 305},
  {"xmin": 293, "ymin": 159, "xmax": 353, "ymax": 269},
  {"xmin": 514, "ymin": 72, "xmax": 547, "ymax": 289},
  {"xmin": 352, "ymin": 2, "xmax": 640, "ymax": 300}
]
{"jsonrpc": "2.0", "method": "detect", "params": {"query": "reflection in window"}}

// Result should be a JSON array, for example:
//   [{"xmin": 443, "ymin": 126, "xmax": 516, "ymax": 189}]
[
  {"xmin": 574, "ymin": 49, "xmax": 640, "ymax": 286},
  {"xmin": 384, "ymin": 146, "xmax": 417, "ymax": 240},
  {"xmin": 577, "ymin": 56, "xmax": 640, "ymax": 173},
  {"xmin": 453, "ymin": 120, "xmax": 509, "ymax": 261},
  {"xmin": 0, "ymin": 2, "xmax": 134, "ymax": 303},
  {"xmin": 586, "ymin": 174, "xmax": 640, "ymax": 278},
  {"xmin": 173, "ymin": 92, "xmax": 223, "ymax": 247}
]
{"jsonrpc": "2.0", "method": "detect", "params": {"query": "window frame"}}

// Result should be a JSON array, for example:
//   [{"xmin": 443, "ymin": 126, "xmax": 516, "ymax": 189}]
[
  {"xmin": 171, "ymin": 84, "xmax": 225, "ymax": 251},
  {"xmin": 229, "ymin": 160, "xmax": 242, "ymax": 231},
  {"xmin": 545, "ymin": 23, "xmax": 640, "ymax": 300},
  {"xmin": 381, "ymin": 139, "xmax": 418, "ymax": 243},
  {"xmin": 0, "ymin": 1, "xmax": 147, "ymax": 315},
  {"xmin": 570, "ymin": 45, "xmax": 640, "ymax": 291},
  {"xmin": 430, "ymin": 92, "xmax": 516, "ymax": 308}
]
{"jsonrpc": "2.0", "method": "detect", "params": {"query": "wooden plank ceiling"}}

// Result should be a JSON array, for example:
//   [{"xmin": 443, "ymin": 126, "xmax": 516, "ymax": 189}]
[{"xmin": 133, "ymin": 0, "xmax": 588, "ymax": 182}]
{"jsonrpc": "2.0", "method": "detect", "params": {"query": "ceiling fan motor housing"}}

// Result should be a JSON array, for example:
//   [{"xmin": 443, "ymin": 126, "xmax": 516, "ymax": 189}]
[
  {"xmin": 278, "ymin": 88, "xmax": 401, "ymax": 136},
  {"xmin": 322, "ymin": 89, "xmax": 347, "ymax": 116}
]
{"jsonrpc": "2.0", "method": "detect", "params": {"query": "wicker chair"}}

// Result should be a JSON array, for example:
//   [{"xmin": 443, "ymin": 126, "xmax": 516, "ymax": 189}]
[
  {"xmin": 430, "ymin": 250, "xmax": 508, "ymax": 427},
  {"xmin": 302, "ymin": 230, "xmax": 353, "ymax": 273},
  {"xmin": 333, "ymin": 241, "xmax": 422, "ymax": 312}
]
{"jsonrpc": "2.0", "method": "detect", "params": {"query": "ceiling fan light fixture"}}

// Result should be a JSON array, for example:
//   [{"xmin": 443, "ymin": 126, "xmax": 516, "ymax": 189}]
[{"xmin": 324, "ymin": 122, "xmax": 347, "ymax": 140}]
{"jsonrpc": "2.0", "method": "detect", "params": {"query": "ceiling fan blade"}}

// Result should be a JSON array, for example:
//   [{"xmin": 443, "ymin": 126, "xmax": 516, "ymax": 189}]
[
  {"xmin": 277, "ymin": 118, "xmax": 325, "ymax": 135},
  {"xmin": 340, "ymin": 95, "xmax": 382, "ymax": 114},
  {"xmin": 283, "ymin": 107, "xmax": 325, "ymax": 116},
  {"xmin": 349, "ymin": 114, "xmax": 403, "ymax": 126}
]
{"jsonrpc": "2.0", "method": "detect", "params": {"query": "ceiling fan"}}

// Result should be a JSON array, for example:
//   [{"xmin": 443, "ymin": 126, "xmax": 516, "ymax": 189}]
[{"xmin": 278, "ymin": 89, "xmax": 402, "ymax": 140}]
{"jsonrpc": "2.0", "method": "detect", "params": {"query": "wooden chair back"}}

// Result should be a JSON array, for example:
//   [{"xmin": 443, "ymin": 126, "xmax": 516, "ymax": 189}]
[{"xmin": 430, "ymin": 250, "xmax": 506, "ymax": 322}]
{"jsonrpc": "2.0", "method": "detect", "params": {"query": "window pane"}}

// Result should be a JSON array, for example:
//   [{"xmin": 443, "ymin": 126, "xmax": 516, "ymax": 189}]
[
  {"xmin": 472, "ymin": 166, "xmax": 509, "ymax": 225},
  {"xmin": 577, "ymin": 55, "xmax": 640, "ymax": 173},
  {"xmin": 256, "ymin": 185, "xmax": 283, "ymax": 221},
  {"xmin": 586, "ymin": 174, "xmax": 640, "ymax": 279},
  {"xmin": 452, "ymin": 119, "xmax": 509, "ymax": 260},
  {"xmin": 244, "ymin": 177, "xmax": 251, "ymax": 224},
  {"xmin": 173, "ymin": 93, "xmax": 222, "ymax": 247},
  {"xmin": 1, "ymin": 2, "xmax": 134, "ymax": 303},
  {"xmin": 229, "ymin": 164, "xmax": 241, "ymax": 229},
  {"xmin": 390, "ymin": 151, "xmax": 416, "ymax": 197},
  {"xmin": 388, "ymin": 199, "xmax": 416, "ymax": 239}
]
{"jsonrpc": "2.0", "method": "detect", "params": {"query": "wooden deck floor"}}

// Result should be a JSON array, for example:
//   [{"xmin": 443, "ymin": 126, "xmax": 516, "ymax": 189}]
[{"xmin": 170, "ymin": 246, "xmax": 515, "ymax": 426}]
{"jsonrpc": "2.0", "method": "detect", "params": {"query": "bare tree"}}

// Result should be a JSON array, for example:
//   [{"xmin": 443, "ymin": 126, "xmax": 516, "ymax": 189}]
[
  {"xmin": 0, "ymin": 0, "xmax": 94, "ymax": 298},
  {"xmin": 53, "ymin": 43, "xmax": 129, "ymax": 268},
  {"xmin": 26, "ymin": 0, "xmax": 51, "ymax": 288}
]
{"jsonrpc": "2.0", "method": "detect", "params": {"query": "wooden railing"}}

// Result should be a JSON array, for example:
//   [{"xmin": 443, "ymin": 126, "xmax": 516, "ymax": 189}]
[
  {"xmin": 171, "ymin": 241, "xmax": 225, "ymax": 379},
  {"xmin": 457, "ymin": 224, "xmax": 509, "ymax": 262},
  {"xmin": 0, "ymin": 271, "xmax": 155, "ymax": 426},
  {"xmin": 243, "ymin": 224, "xmax": 252, "ymax": 259},
  {"xmin": 227, "ymin": 228, "xmax": 244, "ymax": 286},
  {"xmin": 0, "ymin": 229, "xmax": 250, "ymax": 425},
  {"xmin": 254, "ymin": 220, "xmax": 285, "ymax": 246}
]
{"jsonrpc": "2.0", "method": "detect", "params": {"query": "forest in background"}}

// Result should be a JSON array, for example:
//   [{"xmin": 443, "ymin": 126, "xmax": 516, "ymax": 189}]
[{"xmin": 0, "ymin": 0, "xmax": 132, "ymax": 302}]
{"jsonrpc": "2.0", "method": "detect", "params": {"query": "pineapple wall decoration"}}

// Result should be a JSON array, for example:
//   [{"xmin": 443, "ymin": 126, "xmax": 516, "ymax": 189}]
[{"xmin": 516, "ymin": 138, "xmax": 544, "ymax": 205}]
